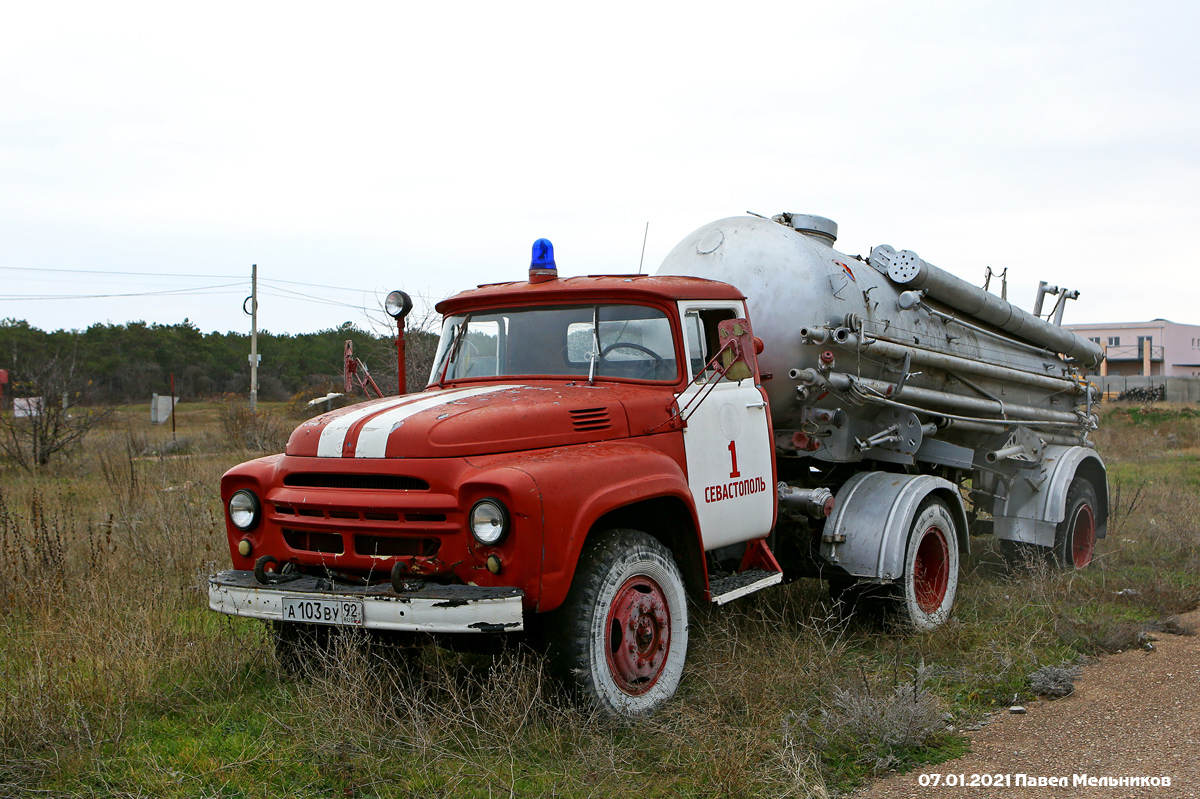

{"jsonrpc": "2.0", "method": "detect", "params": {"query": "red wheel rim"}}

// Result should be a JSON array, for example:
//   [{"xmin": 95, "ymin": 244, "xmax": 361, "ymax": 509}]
[
  {"xmin": 604, "ymin": 575, "xmax": 671, "ymax": 696},
  {"xmin": 1071, "ymin": 503, "xmax": 1096, "ymax": 568},
  {"xmin": 913, "ymin": 526, "xmax": 950, "ymax": 614}
]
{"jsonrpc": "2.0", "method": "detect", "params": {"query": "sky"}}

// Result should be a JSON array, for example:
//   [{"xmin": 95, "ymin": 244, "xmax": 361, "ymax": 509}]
[{"xmin": 2, "ymin": 1, "xmax": 1197, "ymax": 338}]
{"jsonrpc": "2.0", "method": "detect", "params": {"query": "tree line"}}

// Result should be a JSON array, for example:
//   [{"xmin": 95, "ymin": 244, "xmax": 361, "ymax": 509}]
[{"xmin": 0, "ymin": 318, "xmax": 440, "ymax": 405}]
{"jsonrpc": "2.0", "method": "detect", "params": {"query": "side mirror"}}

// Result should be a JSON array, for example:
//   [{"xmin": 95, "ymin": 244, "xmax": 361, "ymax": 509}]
[{"xmin": 717, "ymin": 318, "xmax": 761, "ymax": 382}]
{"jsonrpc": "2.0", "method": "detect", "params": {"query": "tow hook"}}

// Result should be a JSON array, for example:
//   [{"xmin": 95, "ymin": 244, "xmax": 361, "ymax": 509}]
[
  {"xmin": 253, "ymin": 555, "xmax": 302, "ymax": 585},
  {"xmin": 390, "ymin": 560, "xmax": 425, "ymax": 593}
]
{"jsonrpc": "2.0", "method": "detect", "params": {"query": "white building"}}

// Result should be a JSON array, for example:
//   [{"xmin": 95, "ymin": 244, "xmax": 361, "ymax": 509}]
[{"xmin": 1065, "ymin": 319, "xmax": 1200, "ymax": 377}]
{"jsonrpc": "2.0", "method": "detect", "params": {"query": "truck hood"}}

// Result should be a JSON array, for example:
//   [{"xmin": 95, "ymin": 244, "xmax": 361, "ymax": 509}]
[{"xmin": 285, "ymin": 383, "xmax": 658, "ymax": 459}]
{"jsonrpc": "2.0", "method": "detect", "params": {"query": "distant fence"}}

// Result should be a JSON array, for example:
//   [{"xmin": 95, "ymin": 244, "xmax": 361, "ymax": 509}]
[{"xmin": 1093, "ymin": 376, "xmax": 1200, "ymax": 403}]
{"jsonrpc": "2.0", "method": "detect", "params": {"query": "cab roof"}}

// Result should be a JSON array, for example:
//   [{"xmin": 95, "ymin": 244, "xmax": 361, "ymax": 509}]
[{"xmin": 435, "ymin": 274, "xmax": 744, "ymax": 315}]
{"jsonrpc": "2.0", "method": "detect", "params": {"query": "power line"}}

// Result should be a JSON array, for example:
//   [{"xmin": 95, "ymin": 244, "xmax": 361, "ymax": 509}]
[
  {"xmin": 0, "ymin": 265, "xmax": 245, "ymax": 279},
  {"xmin": 261, "ymin": 284, "xmax": 371, "ymax": 306},
  {"xmin": 0, "ymin": 283, "xmax": 246, "ymax": 300},
  {"xmin": 257, "ymin": 277, "xmax": 416, "ymax": 295},
  {"xmin": 257, "ymin": 289, "xmax": 374, "ymax": 311},
  {"xmin": 0, "ymin": 265, "xmax": 443, "ymax": 302},
  {"xmin": 258, "ymin": 278, "xmax": 439, "ymax": 302}
]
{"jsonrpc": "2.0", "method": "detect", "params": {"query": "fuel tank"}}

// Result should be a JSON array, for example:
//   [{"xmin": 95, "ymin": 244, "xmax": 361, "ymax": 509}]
[{"xmin": 657, "ymin": 214, "xmax": 1097, "ymax": 454}]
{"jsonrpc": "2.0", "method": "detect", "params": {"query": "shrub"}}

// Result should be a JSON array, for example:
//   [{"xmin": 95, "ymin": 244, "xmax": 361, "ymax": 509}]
[
  {"xmin": 814, "ymin": 662, "xmax": 948, "ymax": 774},
  {"xmin": 1029, "ymin": 662, "xmax": 1081, "ymax": 698},
  {"xmin": 217, "ymin": 396, "xmax": 288, "ymax": 452}
]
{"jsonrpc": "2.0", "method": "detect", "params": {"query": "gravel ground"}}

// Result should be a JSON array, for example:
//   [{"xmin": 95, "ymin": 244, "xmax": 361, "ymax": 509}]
[{"xmin": 855, "ymin": 609, "xmax": 1200, "ymax": 799}]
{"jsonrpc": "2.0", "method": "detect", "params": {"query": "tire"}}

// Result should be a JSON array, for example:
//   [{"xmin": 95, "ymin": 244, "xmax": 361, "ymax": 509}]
[
  {"xmin": 550, "ymin": 529, "xmax": 688, "ymax": 717},
  {"xmin": 899, "ymin": 499, "xmax": 959, "ymax": 631},
  {"xmin": 1055, "ymin": 477, "xmax": 1098, "ymax": 569}
]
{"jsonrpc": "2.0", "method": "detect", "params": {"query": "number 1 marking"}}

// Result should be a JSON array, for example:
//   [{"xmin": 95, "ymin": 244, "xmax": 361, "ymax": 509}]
[{"xmin": 728, "ymin": 440, "xmax": 740, "ymax": 478}]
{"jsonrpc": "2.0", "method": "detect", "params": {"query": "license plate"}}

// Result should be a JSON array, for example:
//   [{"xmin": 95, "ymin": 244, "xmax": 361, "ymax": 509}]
[{"xmin": 281, "ymin": 597, "xmax": 364, "ymax": 626}]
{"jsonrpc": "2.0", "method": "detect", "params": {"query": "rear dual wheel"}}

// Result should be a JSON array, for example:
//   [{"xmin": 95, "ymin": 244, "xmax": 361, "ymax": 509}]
[
  {"xmin": 901, "ymin": 499, "xmax": 959, "ymax": 631},
  {"xmin": 999, "ymin": 476, "xmax": 1099, "ymax": 571},
  {"xmin": 828, "ymin": 498, "xmax": 959, "ymax": 631},
  {"xmin": 1055, "ymin": 477, "xmax": 1098, "ymax": 570}
]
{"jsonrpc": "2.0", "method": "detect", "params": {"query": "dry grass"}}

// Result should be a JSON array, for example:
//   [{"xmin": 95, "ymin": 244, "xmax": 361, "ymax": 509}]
[
  {"xmin": 216, "ymin": 397, "xmax": 291, "ymax": 452},
  {"xmin": 0, "ymin": 410, "xmax": 255, "ymax": 795},
  {"xmin": 0, "ymin": 400, "xmax": 1196, "ymax": 797}
]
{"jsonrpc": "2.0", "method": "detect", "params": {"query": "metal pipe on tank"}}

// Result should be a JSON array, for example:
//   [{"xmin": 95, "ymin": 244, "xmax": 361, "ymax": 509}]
[
  {"xmin": 777, "ymin": 484, "xmax": 835, "ymax": 518},
  {"xmin": 858, "ymin": 337, "xmax": 1085, "ymax": 394},
  {"xmin": 791, "ymin": 363, "xmax": 1093, "ymax": 446},
  {"xmin": 832, "ymin": 327, "xmax": 858, "ymax": 346},
  {"xmin": 824, "ymin": 373, "xmax": 1086, "ymax": 425},
  {"xmin": 799, "ymin": 326, "xmax": 829, "ymax": 344},
  {"xmin": 944, "ymin": 418, "xmax": 1091, "ymax": 448},
  {"xmin": 913, "ymin": 302, "xmax": 1057, "ymax": 359},
  {"xmin": 870, "ymin": 245, "xmax": 1103, "ymax": 368},
  {"xmin": 986, "ymin": 444, "xmax": 1027, "ymax": 463}
]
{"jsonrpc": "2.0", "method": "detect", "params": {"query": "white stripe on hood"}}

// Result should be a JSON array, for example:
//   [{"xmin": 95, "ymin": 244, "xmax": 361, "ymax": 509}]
[
  {"xmin": 353, "ymin": 385, "xmax": 520, "ymax": 458},
  {"xmin": 315, "ymin": 385, "xmax": 521, "ymax": 458}
]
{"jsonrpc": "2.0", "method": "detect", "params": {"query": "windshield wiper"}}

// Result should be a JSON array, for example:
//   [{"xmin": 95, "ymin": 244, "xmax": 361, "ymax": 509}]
[
  {"xmin": 437, "ymin": 318, "xmax": 470, "ymax": 387},
  {"xmin": 588, "ymin": 306, "xmax": 600, "ymax": 385}
]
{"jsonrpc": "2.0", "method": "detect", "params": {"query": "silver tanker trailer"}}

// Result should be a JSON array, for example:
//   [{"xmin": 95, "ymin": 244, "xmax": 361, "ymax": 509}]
[{"xmin": 659, "ymin": 212, "xmax": 1107, "ymax": 624}]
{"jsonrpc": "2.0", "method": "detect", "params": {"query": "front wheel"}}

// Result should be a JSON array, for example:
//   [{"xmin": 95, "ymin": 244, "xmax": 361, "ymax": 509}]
[
  {"xmin": 550, "ymin": 529, "xmax": 688, "ymax": 717},
  {"xmin": 899, "ymin": 499, "xmax": 960, "ymax": 631}
]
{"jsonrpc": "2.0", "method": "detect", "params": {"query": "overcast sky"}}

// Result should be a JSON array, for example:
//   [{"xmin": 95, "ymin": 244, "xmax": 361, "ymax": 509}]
[{"xmin": 2, "ymin": 1, "xmax": 1197, "ymax": 338}]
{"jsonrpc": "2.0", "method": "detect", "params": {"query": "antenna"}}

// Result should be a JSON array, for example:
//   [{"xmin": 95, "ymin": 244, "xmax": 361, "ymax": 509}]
[{"xmin": 637, "ymin": 222, "xmax": 649, "ymax": 274}]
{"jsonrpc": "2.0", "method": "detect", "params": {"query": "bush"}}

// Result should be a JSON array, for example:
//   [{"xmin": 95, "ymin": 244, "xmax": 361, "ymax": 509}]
[
  {"xmin": 813, "ymin": 662, "xmax": 949, "ymax": 774},
  {"xmin": 1029, "ymin": 662, "xmax": 1081, "ymax": 698},
  {"xmin": 217, "ymin": 397, "xmax": 288, "ymax": 452},
  {"xmin": 0, "ymin": 358, "xmax": 111, "ymax": 470}
]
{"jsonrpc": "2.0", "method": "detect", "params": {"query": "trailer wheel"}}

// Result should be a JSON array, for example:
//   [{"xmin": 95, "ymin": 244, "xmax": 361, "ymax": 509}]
[
  {"xmin": 550, "ymin": 529, "xmax": 688, "ymax": 717},
  {"xmin": 899, "ymin": 499, "xmax": 959, "ymax": 631},
  {"xmin": 1055, "ymin": 477, "xmax": 1098, "ymax": 569}
]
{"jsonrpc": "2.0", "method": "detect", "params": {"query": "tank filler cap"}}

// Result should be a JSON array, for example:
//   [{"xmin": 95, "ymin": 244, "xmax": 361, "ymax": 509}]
[
  {"xmin": 696, "ymin": 228, "xmax": 725, "ymax": 254},
  {"xmin": 870, "ymin": 244, "xmax": 925, "ymax": 284},
  {"xmin": 771, "ymin": 212, "xmax": 838, "ymax": 245}
]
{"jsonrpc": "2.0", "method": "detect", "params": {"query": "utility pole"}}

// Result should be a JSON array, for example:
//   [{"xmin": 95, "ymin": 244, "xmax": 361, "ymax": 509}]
[{"xmin": 248, "ymin": 264, "xmax": 260, "ymax": 412}]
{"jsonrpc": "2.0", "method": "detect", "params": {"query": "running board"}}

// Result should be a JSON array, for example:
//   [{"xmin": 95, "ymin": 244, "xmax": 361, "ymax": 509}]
[{"xmin": 709, "ymin": 569, "xmax": 783, "ymax": 605}]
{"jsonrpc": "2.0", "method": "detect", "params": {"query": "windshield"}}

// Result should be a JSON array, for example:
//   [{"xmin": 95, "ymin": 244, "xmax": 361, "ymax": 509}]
[{"xmin": 429, "ymin": 304, "xmax": 678, "ymax": 384}]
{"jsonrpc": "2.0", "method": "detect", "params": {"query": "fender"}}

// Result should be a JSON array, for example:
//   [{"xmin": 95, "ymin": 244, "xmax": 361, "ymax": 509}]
[
  {"xmin": 471, "ymin": 439, "xmax": 701, "ymax": 612},
  {"xmin": 993, "ymin": 445, "xmax": 1108, "ymax": 547},
  {"xmin": 821, "ymin": 471, "xmax": 969, "ymax": 582}
]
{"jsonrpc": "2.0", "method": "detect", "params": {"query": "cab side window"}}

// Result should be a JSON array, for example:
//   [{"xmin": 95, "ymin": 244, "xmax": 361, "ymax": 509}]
[{"xmin": 683, "ymin": 308, "xmax": 737, "ymax": 382}]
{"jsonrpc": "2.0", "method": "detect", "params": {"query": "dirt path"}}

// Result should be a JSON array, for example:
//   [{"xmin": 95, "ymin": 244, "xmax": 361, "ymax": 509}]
[{"xmin": 855, "ymin": 609, "xmax": 1200, "ymax": 798}]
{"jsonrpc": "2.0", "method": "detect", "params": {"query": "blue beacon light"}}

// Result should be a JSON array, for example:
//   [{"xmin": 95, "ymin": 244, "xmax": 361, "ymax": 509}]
[{"xmin": 529, "ymin": 238, "xmax": 558, "ymax": 283}]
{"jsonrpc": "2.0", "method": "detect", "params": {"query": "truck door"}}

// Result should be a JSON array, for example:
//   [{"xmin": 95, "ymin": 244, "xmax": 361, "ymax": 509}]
[{"xmin": 676, "ymin": 302, "xmax": 776, "ymax": 550}]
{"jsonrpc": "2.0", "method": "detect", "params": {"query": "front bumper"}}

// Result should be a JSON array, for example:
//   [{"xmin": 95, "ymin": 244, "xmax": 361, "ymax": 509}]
[{"xmin": 208, "ymin": 570, "xmax": 524, "ymax": 633}]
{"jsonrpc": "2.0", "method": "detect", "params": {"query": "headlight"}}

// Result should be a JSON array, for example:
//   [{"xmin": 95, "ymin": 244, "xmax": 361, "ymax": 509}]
[
  {"xmin": 229, "ymin": 489, "xmax": 261, "ymax": 531},
  {"xmin": 470, "ymin": 498, "xmax": 509, "ymax": 545}
]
